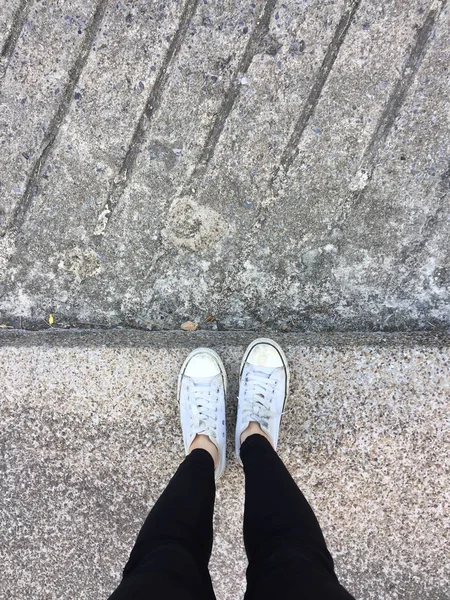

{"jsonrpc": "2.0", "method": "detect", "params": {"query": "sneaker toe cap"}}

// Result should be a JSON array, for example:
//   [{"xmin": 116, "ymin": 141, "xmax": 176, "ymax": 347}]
[
  {"xmin": 184, "ymin": 352, "xmax": 221, "ymax": 377},
  {"xmin": 247, "ymin": 343, "xmax": 284, "ymax": 368}
]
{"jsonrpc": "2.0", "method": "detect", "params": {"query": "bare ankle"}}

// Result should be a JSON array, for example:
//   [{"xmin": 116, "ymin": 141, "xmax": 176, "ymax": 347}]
[
  {"xmin": 240, "ymin": 422, "xmax": 273, "ymax": 447},
  {"xmin": 189, "ymin": 434, "xmax": 219, "ymax": 467}
]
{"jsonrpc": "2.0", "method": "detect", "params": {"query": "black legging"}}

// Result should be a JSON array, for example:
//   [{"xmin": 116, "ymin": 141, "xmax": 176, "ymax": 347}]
[{"xmin": 109, "ymin": 434, "xmax": 355, "ymax": 599}]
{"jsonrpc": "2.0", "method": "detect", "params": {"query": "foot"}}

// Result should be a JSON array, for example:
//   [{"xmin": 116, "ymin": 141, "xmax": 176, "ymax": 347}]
[
  {"xmin": 235, "ymin": 338, "xmax": 289, "ymax": 464},
  {"xmin": 178, "ymin": 348, "xmax": 227, "ymax": 479}
]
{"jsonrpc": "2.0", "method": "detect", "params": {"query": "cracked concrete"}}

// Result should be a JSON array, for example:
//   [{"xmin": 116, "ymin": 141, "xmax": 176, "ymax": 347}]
[{"xmin": 0, "ymin": 0, "xmax": 448, "ymax": 331}]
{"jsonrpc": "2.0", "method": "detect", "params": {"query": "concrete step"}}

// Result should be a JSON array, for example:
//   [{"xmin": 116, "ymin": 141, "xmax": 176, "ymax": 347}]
[
  {"xmin": 1, "ymin": 330, "xmax": 449, "ymax": 600},
  {"xmin": 1, "ymin": 0, "xmax": 449, "ymax": 332}
]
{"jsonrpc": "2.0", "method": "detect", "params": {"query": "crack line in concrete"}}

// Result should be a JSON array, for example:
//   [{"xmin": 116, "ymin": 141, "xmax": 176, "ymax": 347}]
[
  {"xmin": 269, "ymin": 0, "xmax": 362, "ymax": 187},
  {"xmin": 1, "ymin": 0, "xmax": 109, "ymax": 238},
  {"xmin": 247, "ymin": 0, "xmax": 447, "ymax": 300},
  {"xmin": 93, "ymin": 0, "xmax": 201, "ymax": 239},
  {"xmin": 345, "ymin": 0, "xmax": 448, "ymax": 208},
  {"xmin": 130, "ymin": 0, "xmax": 279, "ymax": 295},
  {"xmin": 296, "ymin": 0, "xmax": 448, "ymax": 306},
  {"xmin": 325, "ymin": 0, "xmax": 448, "ymax": 236},
  {"xmin": 183, "ymin": 0, "xmax": 279, "ymax": 194},
  {"xmin": 0, "ymin": 0, "xmax": 31, "ymax": 83}
]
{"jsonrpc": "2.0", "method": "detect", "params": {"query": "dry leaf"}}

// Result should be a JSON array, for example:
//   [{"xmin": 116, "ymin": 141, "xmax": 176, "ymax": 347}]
[
  {"xmin": 48, "ymin": 314, "xmax": 54, "ymax": 326},
  {"xmin": 205, "ymin": 315, "xmax": 215, "ymax": 322},
  {"xmin": 180, "ymin": 320, "xmax": 198, "ymax": 331},
  {"xmin": 0, "ymin": 324, "xmax": 13, "ymax": 329}
]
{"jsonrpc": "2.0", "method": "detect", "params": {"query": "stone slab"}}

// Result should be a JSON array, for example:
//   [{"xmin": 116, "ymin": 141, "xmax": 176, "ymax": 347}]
[{"xmin": 0, "ymin": 1, "xmax": 449, "ymax": 332}]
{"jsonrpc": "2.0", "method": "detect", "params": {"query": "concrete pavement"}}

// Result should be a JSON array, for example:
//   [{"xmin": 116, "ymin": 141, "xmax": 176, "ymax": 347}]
[
  {"xmin": 0, "ymin": 330, "xmax": 449, "ymax": 600},
  {"xmin": 0, "ymin": 0, "xmax": 449, "ymax": 331}
]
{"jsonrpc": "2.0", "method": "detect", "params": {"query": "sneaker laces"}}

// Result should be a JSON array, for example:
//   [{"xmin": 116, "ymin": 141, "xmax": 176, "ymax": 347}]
[
  {"xmin": 187, "ymin": 377, "xmax": 220, "ymax": 440},
  {"xmin": 241, "ymin": 371, "xmax": 282, "ymax": 428}
]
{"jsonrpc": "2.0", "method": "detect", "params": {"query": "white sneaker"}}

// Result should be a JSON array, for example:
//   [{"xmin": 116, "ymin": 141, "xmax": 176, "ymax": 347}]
[
  {"xmin": 178, "ymin": 348, "xmax": 227, "ymax": 479},
  {"xmin": 235, "ymin": 338, "xmax": 289, "ymax": 464}
]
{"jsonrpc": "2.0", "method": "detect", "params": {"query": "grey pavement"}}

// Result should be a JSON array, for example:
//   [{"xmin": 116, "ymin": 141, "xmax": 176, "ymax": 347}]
[
  {"xmin": 1, "ymin": 1, "xmax": 450, "ymax": 599},
  {"xmin": 0, "ymin": 330, "xmax": 449, "ymax": 600},
  {"xmin": 0, "ymin": 0, "xmax": 449, "ymax": 331}
]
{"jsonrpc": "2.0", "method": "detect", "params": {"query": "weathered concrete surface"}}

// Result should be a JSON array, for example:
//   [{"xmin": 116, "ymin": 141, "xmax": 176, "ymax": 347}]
[
  {"xmin": 0, "ymin": 330, "xmax": 449, "ymax": 600},
  {"xmin": 0, "ymin": 0, "xmax": 449, "ymax": 331},
  {"xmin": 1, "ymin": 4, "xmax": 449, "ymax": 599}
]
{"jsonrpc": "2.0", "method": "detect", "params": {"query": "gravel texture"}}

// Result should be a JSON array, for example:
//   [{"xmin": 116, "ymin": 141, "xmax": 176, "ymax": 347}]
[{"xmin": 0, "ymin": 330, "xmax": 449, "ymax": 600}]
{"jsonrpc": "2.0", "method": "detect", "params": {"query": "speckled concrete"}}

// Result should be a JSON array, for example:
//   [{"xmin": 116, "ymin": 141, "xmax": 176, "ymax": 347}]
[
  {"xmin": 0, "ymin": 0, "xmax": 449, "ymax": 331},
  {"xmin": 0, "ymin": 330, "xmax": 449, "ymax": 600}
]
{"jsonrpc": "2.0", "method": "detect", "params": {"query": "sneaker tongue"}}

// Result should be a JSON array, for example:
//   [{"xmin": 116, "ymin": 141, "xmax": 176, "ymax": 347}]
[
  {"xmin": 192, "ymin": 375, "xmax": 216, "ymax": 388},
  {"xmin": 250, "ymin": 365, "xmax": 274, "ymax": 379}
]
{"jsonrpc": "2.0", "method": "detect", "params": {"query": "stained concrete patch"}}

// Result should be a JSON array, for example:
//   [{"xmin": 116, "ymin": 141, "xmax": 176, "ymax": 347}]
[
  {"xmin": 58, "ymin": 246, "xmax": 102, "ymax": 282},
  {"xmin": 0, "ymin": 331, "xmax": 449, "ymax": 600},
  {"xmin": 162, "ymin": 196, "xmax": 228, "ymax": 251}
]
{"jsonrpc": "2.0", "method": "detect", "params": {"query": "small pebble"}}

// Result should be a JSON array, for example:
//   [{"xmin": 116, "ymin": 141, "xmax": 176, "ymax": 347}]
[{"xmin": 181, "ymin": 321, "xmax": 199, "ymax": 332}]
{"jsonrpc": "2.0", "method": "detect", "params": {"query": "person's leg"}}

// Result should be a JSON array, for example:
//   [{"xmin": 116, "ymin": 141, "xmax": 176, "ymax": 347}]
[
  {"xmin": 241, "ymin": 431, "xmax": 355, "ymax": 600},
  {"xmin": 109, "ymin": 447, "xmax": 216, "ymax": 600},
  {"xmin": 109, "ymin": 347, "xmax": 228, "ymax": 600},
  {"xmin": 235, "ymin": 338, "xmax": 354, "ymax": 600}
]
